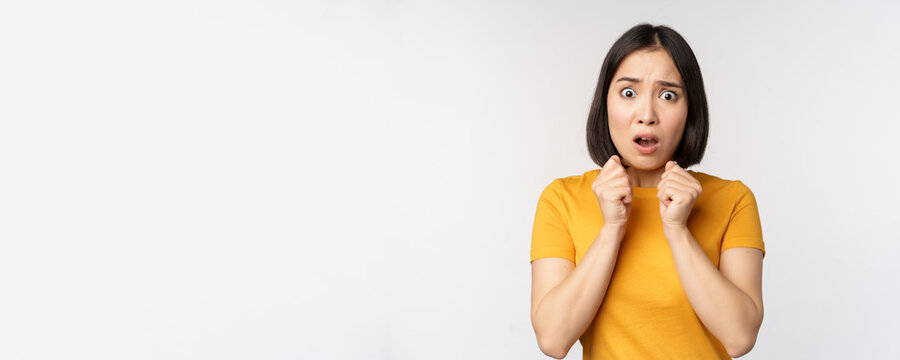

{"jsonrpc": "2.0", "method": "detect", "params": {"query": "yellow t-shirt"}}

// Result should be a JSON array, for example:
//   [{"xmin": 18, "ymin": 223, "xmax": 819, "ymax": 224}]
[{"xmin": 530, "ymin": 168, "xmax": 765, "ymax": 359}]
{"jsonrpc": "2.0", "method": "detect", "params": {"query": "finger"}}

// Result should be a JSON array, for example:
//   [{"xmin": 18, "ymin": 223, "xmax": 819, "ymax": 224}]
[
  {"xmin": 614, "ymin": 155, "xmax": 633, "ymax": 170},
  {"xmin": 603, "ymin": 156, "xmax": 628, "ymax": 179},
  {"xmin": 662, "ymin": 168, "xmax": 701, "ymax": 193},
  {"xmin": 605, "ymin": 155, "xmax": 621, "ymax": 167},
  {"xmin": 617, "ymin": 186, "xmax": 633, "ymax": 204},
  {"xmin": 614, "ymin": 155, "xmax": 628, "ymax": 172},
  {"xmin": 607, "ymin": 185, "xmax": 631, "ymax": 203},
  {"xmin": 656, "ymin": 178, "xmax": 677, "ymax": 201},
  {"xmin": 612, "ymin": 155, "xmax": 624, "ymax": 171},
  {"xmin": 660, "ymin": 183, "xmax": 693, "ymax": 204},
  {"xmin": 661, "ymin": 163, "xmax": 693, "ymax": 185},
  {"xmin": 662, "ymin": 170, "xmax": 689, "ymax": 186},
  {"xmin": 667, "ymin": 162, "xmax": 689, "ymax": 176},
  {"xmin": 673, "ymin": 174, "xmax": 701, "ymax": 195},
  {"xmin": 663, "ymin": 161, "xmax": 684, "ymax": 176},
  {"xmin": 662, "ymin": 165, "xmax": 685, "ymax": 179},
  {"xmin": 598, "ymin": 165, "xmax": 622, "ymax": 184},
  {"xmin": 602, "ymin": 155, "xmax": 623, "ymax": 174},
  {"xmin": 657, "ymin": 179, "xmax": 669, "ymax": 204},
  {"xmin": 658, "ymin": 185, "xmax": 673, "ymax": 207},
  {"xmin": 613, "ymin": 155, "xmax": 634, "ymax": 180},
  {"xmin": 598, "ymin": 157, "xmax": 619, "ymax": 182}
]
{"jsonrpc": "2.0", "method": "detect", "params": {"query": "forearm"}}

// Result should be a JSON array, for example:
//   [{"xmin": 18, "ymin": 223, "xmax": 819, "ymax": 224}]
[
  {"xmin": 663, "ymin": 226, "xmax": 762, "ymax": 354},
  {"xmin": 533, "ymin": 225, "xmax": 625, "ymax": 356}
]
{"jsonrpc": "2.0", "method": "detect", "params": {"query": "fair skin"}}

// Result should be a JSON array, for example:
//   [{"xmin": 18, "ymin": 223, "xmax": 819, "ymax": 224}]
[{"xmin": 531, "ymin": 47, "xmax": 764, "ymax": 358}]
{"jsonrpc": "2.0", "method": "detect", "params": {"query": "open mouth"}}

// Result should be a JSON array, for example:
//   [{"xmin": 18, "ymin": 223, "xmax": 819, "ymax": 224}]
[
  {"xmin": 634, "ymin": 138, "xmax": 658, "ymax": 147},
  {"xmin": 633, "ymin": 136, "xmax": 659, "ymax": 154}
]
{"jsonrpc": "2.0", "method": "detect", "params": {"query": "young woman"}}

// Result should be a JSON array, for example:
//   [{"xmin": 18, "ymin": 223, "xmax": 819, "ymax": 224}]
[{"xmin": 530, "ymin": 24, "xmax": 765, "ymax": 359}]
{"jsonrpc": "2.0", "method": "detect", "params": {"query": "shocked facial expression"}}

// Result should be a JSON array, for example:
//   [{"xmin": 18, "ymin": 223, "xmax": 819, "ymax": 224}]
[{"xmin": 606, "ymin": 47, "xmax": 688, "ymax": 170}]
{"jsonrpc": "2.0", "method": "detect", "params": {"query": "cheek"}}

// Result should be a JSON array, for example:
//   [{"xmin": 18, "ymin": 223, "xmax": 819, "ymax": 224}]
[
  {"xmin": 605, "ymin": 100, "xmax": 630, "ymax": 147},
  {"xmin": 659, "ymin": 107, "xmax": 688, "ymax": 145},
  {"xmin": 659, "ymin": 100, "xmax": 688, "ymax": 118},
  {"xmin": 606, "ymin": 104, "xmax": 630, "ymax": 140},
  {"xmin": 606, "ymin": 98, "xmax": 629, "ymax": 123}
]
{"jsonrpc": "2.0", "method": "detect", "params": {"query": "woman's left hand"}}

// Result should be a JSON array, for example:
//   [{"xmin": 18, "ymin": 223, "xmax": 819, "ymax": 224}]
[{"xmin": 658, "ymin": 161, "xmax": 702, "ymax": 229}]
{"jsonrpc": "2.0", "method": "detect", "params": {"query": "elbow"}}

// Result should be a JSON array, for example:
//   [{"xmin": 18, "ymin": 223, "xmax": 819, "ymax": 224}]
[
  {"xmin": 725, "ymin": 339, "xmax": 756, "ymax": 358},
  {"xmin": 538, "ymin": 341, "xmax": 568, "ymax": 359},
  {"xmin": 726, "ymin": 305, "xmax": 764, "ymax": 358},
  {"xmin": 536, "ymin": 333, "xmax": 571, "ymax": 359},
  {"xmin": 723, "ymin": 332, "xmax": 758, "ymax": 358},
  {"xmin": 532, "ymin": 310, "xmax": 577, "ymax": 359}
]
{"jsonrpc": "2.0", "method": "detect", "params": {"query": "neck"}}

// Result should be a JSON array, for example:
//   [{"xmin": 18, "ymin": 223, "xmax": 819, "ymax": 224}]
[{"xmin": 624, "ymin": 165, "xmax": 666, "ymax": 188}]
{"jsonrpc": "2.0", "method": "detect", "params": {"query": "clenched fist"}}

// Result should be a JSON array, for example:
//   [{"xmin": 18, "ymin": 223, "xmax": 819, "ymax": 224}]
[
  {"xmin": 657, "ymin": 160, "xmax": 702, "ymax": 229},
  {"xmin": 592, "ymin": 155, "xmax": 633, "ymax": 228}
]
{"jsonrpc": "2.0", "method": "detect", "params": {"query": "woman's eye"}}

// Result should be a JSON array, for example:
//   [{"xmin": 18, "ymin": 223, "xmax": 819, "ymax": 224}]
[
  {"xmin": 660, "ymin": 90, "xmax": 677, "ymax": 101},
  {"xmin": 620, "ymin": 88, "xmax": 636, "ymax": 98}
]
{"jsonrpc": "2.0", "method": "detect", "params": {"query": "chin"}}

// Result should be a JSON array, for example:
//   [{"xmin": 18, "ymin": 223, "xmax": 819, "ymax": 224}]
[{"xmin": 624, "ymin": 156, "xmax": 664, "ymax": 170}]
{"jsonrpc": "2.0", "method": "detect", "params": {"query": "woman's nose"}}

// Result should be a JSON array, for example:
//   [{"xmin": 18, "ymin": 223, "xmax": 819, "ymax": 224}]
[{"xmin": 638, "ymin": 98, "xmax": 657, "ymax": 125}]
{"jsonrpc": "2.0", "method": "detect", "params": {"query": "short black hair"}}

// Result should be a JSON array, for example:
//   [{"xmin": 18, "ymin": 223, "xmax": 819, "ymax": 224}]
[{"xmin": 586, "ymin": 23, "xmax": 709, "ymax": 169}]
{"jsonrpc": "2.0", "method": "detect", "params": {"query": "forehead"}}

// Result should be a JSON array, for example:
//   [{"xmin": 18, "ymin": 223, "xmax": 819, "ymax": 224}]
[{"xmin": 612, "ymin": 48, "xmax": 683, "ymax": 83}]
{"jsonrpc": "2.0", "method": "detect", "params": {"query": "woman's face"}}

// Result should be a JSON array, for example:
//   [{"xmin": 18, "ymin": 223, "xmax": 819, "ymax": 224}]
[{"xmin": 606, "ymin": 47, "xmax": 688, "ymax": 170}]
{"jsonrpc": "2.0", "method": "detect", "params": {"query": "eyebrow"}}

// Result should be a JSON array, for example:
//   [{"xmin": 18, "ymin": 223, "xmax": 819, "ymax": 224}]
[{"xmin": 615, "ymin": 76, "xmax": 683, "ymax": 89}]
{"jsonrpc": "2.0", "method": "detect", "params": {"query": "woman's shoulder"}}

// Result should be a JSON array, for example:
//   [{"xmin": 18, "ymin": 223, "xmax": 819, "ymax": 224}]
[
  {"xmin": 536, "ymin": 169, "xmax": 599, "ymax": 202},
  {"xmin": 688, "ymin": 169, "xmax": 755, "ymax": 199},
  {"xmin": 543, "ymin": 169, "xmax": 600, "ymax": 191}
]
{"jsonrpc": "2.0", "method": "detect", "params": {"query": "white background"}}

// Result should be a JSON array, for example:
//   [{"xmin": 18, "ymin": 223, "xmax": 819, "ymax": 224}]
[{"xmin": 1, "ymin": 0, "xmax": 898, "ymax": 359}]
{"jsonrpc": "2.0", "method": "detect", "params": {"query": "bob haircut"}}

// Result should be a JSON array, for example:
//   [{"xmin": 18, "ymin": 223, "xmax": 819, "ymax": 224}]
[{"xmin": 586, "ymin": 23, "xmax": 709, "ymax": 169}]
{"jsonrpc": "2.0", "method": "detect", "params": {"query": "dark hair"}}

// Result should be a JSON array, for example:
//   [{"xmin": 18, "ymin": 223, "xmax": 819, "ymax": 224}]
[{"xmin": 586, "ymin": 23, "xmax": 709, "ymax": 169}]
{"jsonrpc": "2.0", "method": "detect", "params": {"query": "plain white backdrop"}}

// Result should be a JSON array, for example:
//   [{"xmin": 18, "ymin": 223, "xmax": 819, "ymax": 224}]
[{"xmin": 1, "ymin": 0, "xmax": 898, "ymax": 359}]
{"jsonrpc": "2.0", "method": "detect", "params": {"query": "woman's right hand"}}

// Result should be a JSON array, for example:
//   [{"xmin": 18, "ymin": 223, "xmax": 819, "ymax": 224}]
[{"xmin": 591, "ymin": 155, "xmax": 633, "ymax": 228}]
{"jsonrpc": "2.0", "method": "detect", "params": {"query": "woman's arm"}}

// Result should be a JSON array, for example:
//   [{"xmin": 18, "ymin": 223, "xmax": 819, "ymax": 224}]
[
  {"xmin": 531, "ymin": 224, "xmax": 625, "ymax": 359},
  {"xmin": 662, "ymin": 225, "xmax": 764, "ymax": 358}
]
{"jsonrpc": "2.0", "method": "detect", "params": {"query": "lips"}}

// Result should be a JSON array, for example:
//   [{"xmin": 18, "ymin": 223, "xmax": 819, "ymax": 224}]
[
  {"xmin": 633, "ymin": 133, "xmax": 659, "ymax": 147},
  {"xmin": 633, "ymin": 133, "xmax": 659, "ymax": 142},
  {"xmin": 634, "ymin": 139, "xmax": 659, "ymax": 154}
]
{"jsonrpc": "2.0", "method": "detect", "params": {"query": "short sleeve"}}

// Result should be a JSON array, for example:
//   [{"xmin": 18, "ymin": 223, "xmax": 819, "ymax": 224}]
[
  {"xmin": 530, "ymin": 179, "xmax": 575, "ymax": 263},
  {"xmin": 721, "ymin": 180, "xmax": 766, "ymax": 258}
]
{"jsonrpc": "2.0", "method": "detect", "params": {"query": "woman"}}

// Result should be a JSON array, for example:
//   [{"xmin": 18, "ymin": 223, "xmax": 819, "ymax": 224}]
[{"xmin": 530, "ymin": 23, "xmax": 765, "ymax": 359}]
